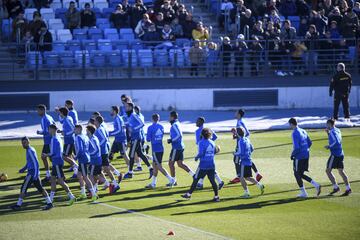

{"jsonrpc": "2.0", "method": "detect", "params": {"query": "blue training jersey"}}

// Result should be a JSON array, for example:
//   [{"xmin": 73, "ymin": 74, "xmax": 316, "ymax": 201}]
[
  {"xmin": 291, "ymin": 127, "xmax": 312, "ymax": 160},
  {"xmin": 74, "ymin": 134, "xmax": 90, "ymax": 164},
  {"xmin": 234, "ymin": 137, "xmax": 253, "ymax": 166},
  {"xmin": 195, "ymin": 126, "xmax": 218, "ymax": 145},
  {"xmin": 39, "ymin": 113, "xmax": 55, "ymax": 145},
  {"xmin": 26, "ymin": 146, "xmax": 40, "ymax": 178},
  {"xmin": 138, "ymin": 113, "xmax": 146, "ymax": 141},
  {"xmin": 68, "ymin": 108, "xmax": 79, "ymax": 125},
  {"xmin": 328, "ymin": 127, "xmax": 344, "ymax": 157},
  {"xmin": 120, "ymin": 105, "xmax": 127, "ymax": 116},
  {"xmin": 89, "ymin": 135, "xmax": 102, "ymax": 165},
  {"xmin": 146, "ymin": 122, "xmax": 164, "ymax": 153},
  {"xmin": 196, "ymin": 139, "xmax": 216, "ymax": 169},
  {"xmin": 49, "ymin": 135, "xmax": 64, "ymax": 166},
  {"xmin": 236, "ymin": 119, "xmax": 250, "ymax": 137},
  {"xmin": 109, "ymin": 114, "xmax": 127, "ymax": 143},
  {"xmin": 95, "ymin": 124, "xmax": 110, "ymax": 155},
  {"xmin": 128, "ymin": 112, "xmax": 145, "ymax": 141},
  {"xmin": 59, "ymin": 115, "xmax": 75, "ymax": 144},
  {"xmin": 170, "ymin": 120, "xmax": 185, "ymax": 150}
]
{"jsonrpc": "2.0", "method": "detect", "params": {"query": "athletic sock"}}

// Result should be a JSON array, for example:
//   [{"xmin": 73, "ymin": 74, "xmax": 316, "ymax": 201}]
[
  {"xmin": 151, "ymin": 176, "xmax": 157, "ymax": 186},
  {"xmin": 94, "ymin": 184, "xmax": 98, "ymax": 192},
  {"xmin": 148, "ymin": 166, "xmax": 153, "ymax": 170},
  {"xmin": 137, "ymin": 162, "xmax": 142, "ymax": 168},
  {"xmin": 73, "ymin": 166, "xmax": 78, "ymax": 175},
  {"xmin": 17, "ymin": 198, "xmax": 23, "ymax": 206},
  {"xmin": 45, "ymin": 196, "xmax": 51, "ymax": 204},
  {"xmin": 80, "ymin": 186, "xmax": 86, "ymax": 195},
  {"xmin": 346, "ymin": 184, "xmax": 351, "ymax": 191},
  {"xmin": 50, "ymin": 191, "xmax": 55, "ymax": 201},
  {"xmin": 103, "ymin": 180, "xmax": 110, "ymax": 187},
  {"xmin": 45, "ymin": 170, "xmax": 50, "ymax": 178},
  {"xmin": 333, "ymin": 184, "xmax": 339, "ymax": 189},
  {"xmin": 188, "ymin": 170, "xmax": 195, "ymax": 177},
  {"xmin": 67, "ymin": 192, "xmax": 75, "ymax": 199},
  {"xmin": 113, "ymin": 169, "xmax": 120, "ymax": 177},
  {"xmin": 311, "ymin": 180, "xmax": 319, "ymax": 187},
  {"xmin": 90, "ymin": 187, "xmax": 96, "ymax": 196},
  {"xmin": 215, "ymin": 173, "xmax": 222, "ymax": 183},
  {"xmin": 244, "ymin": 188, "xmax": 249, "ymax": 194},
  {"xmin": 112, "ymin": 180, "xmax": 119, "ymax": 187},
  {"xmin": 300, "ymin": 186, "xmax": 307, "ymax": 194},
  {"xmin": 198, "ymin": 178, "xmax": 204, "ymax": 185},
  {"xmin": 165, "ymin": 174, "xmax": 173, "ymax": 182}
]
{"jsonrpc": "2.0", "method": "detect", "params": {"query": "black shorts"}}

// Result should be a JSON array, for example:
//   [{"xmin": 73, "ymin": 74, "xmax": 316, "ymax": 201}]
[
  {"xmin": 101, "ymin": 154, "xmax": 110, "ymax": 166},
  {"xmin": 111, "ymin": 141, "xmax": 127, "ymax": 155},
  {"xmin": 129, "ymin": 139, "xmax": 144, "ymax": 158},
  {"xmin": 42, "ymin": 144, "xmax": 50, "ymax": 154},
  {"xmin": 327, "ymin": 155, "xmax": 344, "ymax": 169},
  {"xmin": 152, "ymin": 152, "xmax": 163, "ymax": 165},
  {"xmin": 169, "ymin": 149, "xmax": 184, "ymax": 161},
  {"xmin": 20, "ymin": 174, "xmax": 44, "ymax": 194},
  {"xmin": 233, "ymin": 155, "xmax": 240, "ymax": 164},
  {"xmin": 90, "ymin": 164, "xmax": 102, "ymax": 176},
  {"xmin": 63, "ymin": 143, "xmax": 75, "ymax": 156},
  {"xmin": 293, "ymin": 158, "xmax": 309, "ymax": 173},
  {"xmin": 238, "ymin": 164, "xmax": 252, "ymax": 178},
  {"xmin": 51, "ymin": 165, "xmax": 65, "ymax": 178},
  {"xmin": 194, "ymin": 168, "xmax": 216, "ymax": 180},
  {"xmin": 78, "ymin": 163, "xmax": 89, "ymax": 176}
]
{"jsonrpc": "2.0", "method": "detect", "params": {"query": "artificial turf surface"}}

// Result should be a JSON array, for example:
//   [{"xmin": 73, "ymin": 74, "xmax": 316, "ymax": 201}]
[{"xmin": 0, "ymin": 129, "xmax": 359, "ymax": 240}]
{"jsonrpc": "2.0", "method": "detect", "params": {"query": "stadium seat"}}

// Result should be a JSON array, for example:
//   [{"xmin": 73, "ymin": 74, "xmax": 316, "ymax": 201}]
[
  {"xmin": 288, "ymin": 16, "xmax": 300, "ymax": 30},
  {"xmin": 175, "ymin": 38, "xmax": 191, "ymax": 48},
  {"xmin": 1, "ymin": 19, "xmax": 12, "ymax": 39},
  {"xmin": 75, "ymin": 50, "xmax": 90, "ymax": 67},
  {"xmin": 52, "ymin": 41, "xmax": 66, "ymax": 52},
  {"xmin": 91, "ymin": 50, "xmax": 107, "ymax": 67},
  {"xmin": 104, "ymin": 28, "xmax": 119, "ymax": 40},
  {"xmin": 26, "ymin": 51, "xmax": 42, "ymax": 69},
  {"xmin": 348, "ymin": 46, "xmax": 356, "ymax": 62},
  {"xmin": 94, "ymin": 0, "xmax": 109, "ymax": 11},
  {"xmin": 55, "ymin": 8, "xmax": 67, "ymax": 23},
  {"xmin": 184, "ymin": 47, "xmax": 190, "ymax": 66},
  {"xmin": 102, "ymin": 8, "xmax": 114, "ymax": 19},
  {"xmin": 109, "ymin": 0, "xmax": 122, "ymax": 8},
  {"xmin": 48, "ymin": 19, "xmax": 64, "ymax": 30},
  {"xmin": 119, "ymin": 28, "xmax": 135, "ymax": 40},
  {"xmin": 40, "ymin": 8, "xmax": 55, "ymax": 21},
  {"xmin": 122, "ymin": 49, "xmax": 137, "ymax": 67},
  {"xmin": 49, "ymin": 29, "xmax": 56, "ymax": 40},
  {"xmin": 79, "ymin": 0, "xmax": 94, "ymax": 8},
  {"xmin": 137, "ymin": 49, "xmax": 153, "ymax": 67},
  {"xmin": 57, "ymin": 29, "xmax": 73, "ymax": 42},
  {"xmin": 107, "ymin": 49, "xmax": 122, "ymax": 66},
  {"xmin": 66, "ymin": 39, "xmax": 82, "ymax": 52},
  {"xmin": 169, "ymin": 48, "xmax": 185, "ymax": 67},
  {"xmin": 97, "ymin": 39, "xmax": 113, "ymax": 52},
  {"xmin": 92, "ymin": 7, "xmax": 103, "ymax": 19},
  {"xmin": 82, "ymin": 39, "xmax": 97, "ymax": 51},
  {"xmin": 63, "ymin": 0, "xmax": 75, "ymax": 9},
  {"xmin": 25, "ymin": 8, "xmax": 37, "ymax": 20},
  {"xmin": 88, "ymin": 28, "xmax": 103, "ymax": 40},
  {"xmin": 112, "ymin": 39, "xmax": 129, "ymax": 50},
  {"xmin": 60, "ymin": 51, "xmax": 75, "ymax": 68},
  {"xmin": 96, "ymin": 18, "xmax": 111, "ymax": 29},
  {"xmin": 50, "ymin": 0, "xmax": 63, "ymax": 10},
  {"xmin": 73, "ymin": 28, "xmax": 88, "ymax": 40},
  {"xmin": 129, "ymin": 39, "xmax": 143, "ymax": 51},
  {"xmin": 44, "ymin": 51, "xmax": 59, "ymax": 68},
  {"xmin": 154, "ymin": 49, "xmax": 169, "ymax": 67}
]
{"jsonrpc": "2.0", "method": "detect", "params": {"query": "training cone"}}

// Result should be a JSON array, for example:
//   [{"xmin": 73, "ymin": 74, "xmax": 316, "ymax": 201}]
[{"xmin": 167, "ymin": 230, "xmax": 175, "ymax": 236}]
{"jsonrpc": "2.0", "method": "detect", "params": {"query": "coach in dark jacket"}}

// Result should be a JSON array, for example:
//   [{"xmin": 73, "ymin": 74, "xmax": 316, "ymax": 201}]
[{"xmin": 329, "ymin": 63, "xmax": 352, "ymax": 120}]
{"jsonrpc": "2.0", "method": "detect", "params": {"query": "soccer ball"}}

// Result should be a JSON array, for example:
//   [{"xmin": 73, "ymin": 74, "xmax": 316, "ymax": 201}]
[
  {"xmin": 215, "ymin": 145, "xmax": 221, "ymax": 154},
  {"xmin": 0, "ymin": 173, "xmax": 8, "ymax": 182}
]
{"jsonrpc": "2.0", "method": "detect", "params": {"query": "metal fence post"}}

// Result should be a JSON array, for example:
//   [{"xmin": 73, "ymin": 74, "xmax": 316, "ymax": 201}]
[
  {"xmin": 128, "ymin": 49, "xmax": 132, "ymax": 79},
  {"xmin": 174, "ymin": 51, "xmax": 178, "ymax": 78},
  {"xmin": 82, "ymin": 51, "xmax": 86, "ymax": 79},
  {"xmin": 35, "ymin": 51, "xmax": 39, "ymax": 81}
]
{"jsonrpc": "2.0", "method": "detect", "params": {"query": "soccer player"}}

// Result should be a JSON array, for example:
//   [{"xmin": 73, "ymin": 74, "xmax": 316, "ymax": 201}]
[
  {"xmin": 324, "ymin": 119, "xmax": 351, "ymax": 196},
  {"xmin": 134, "ymin": 105, "xmax": 148, "ymax": 171},
  {"xmin": 229, "ymin": 109, "xmax": 263, "ymax": 184},
  {"xmin": 194, "ymin": 117, "xmax": 224, "ymax": 190},
  {"xmin": 35, "ymin": 104, "xmax": 55, "ymax": 182},
  {"xmin": 167, "ymin": 111, "xmax": 195, "ymax": 183},
  {"xmin": 55, "ymin": 107, "xmax": 78, "ymax": 178},
  {"xmin": 43, "ymin": 124, "xmax": 76, "ymax": 205},
  {"xmin": 233, "ymin": 127, "xmax": 264, "ymax": 198},
  {"xmin": 109, "ymin": 106, "xmax": 130, "ymax": 167},
  {"xmin": 94, "ymin": 115, "xmax": 121, "ymax": 194},
  {"xmin": 120, "ymin": 94, "xmax": 131, "ymax": 117},
  {"xmin": 74, "ymin": 125, "xmax": 98, "ymax": 201},
  {"xmin": 289, "ymin": 118, "xmax": 321, "ymax": 198},
  {"xmin": 145, "ymin": 114, "xmax": 176, "ymax": 189},
  {"xmin": 181, "ymin": 128, "xmax": 220, "ymax": 202},
  {"xmin": 65, "ymin": 99, "xmax": 79, "ymax": 125},
  {"xmin": 11, "ymin": 137, "xmax": 53, "ymax": 210},
  {"xmin": 123, "ymin": 102, "xmax": 153, "ymax": 179}
]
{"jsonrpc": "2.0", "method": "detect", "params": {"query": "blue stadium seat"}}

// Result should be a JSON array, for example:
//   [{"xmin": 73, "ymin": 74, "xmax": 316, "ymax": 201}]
[
  {"xmin": 75, "ymin": 50, "xmax": 90, "ymax": 67},
  {"xmin": 88, "ymin": 28, "xmax": 103, "ymax": 40},
  {"xmin": 169, "ymin": 48, "xmax": 185, "ymax": 67},
  {"xmin": 288, "ymin": 16, "xmax": 300, "ymax": 30},
  {"xmin": 175, "ymin": 38, "xmax": 191, "ymax": 48},
  {"xmin": 91, "ymin": 50, "xmax": 107, "ymax": 67},
  {"xmin": 82, "ymin": 39, "xmax": 97, "ymax": 51},
  {"xmin": 120, "ymin": 32, "xmax": 135, "ymax": 40},
  {"xmin": 1, "ymin": 19, "xmax": 12, "ymax": 39},
  {"xmin": 92, "ymin": 7, "xmax": 103, "ymax": 19},
  {"xmin": 55, "ymin": 8, "xmax": 68, "ymax": 24},
  {"xmin": 52, "ymin": 41, "xmax": 66, "ymax": 52},
  {"xmin": 154, "ymin": 49, "xmax": 169, "ymax": 67},
  {"xmin": 184, "ymin": 47, "xmax": 190, "ymax": 66},
  {"xmin": 107, "ymin": 50, "xmax": 122, "ymax": 66},
  {"xmin": 60, "ymin": 51, "xmax": 75, "ymax": 68},
  {"xmin": 102, "ymin": 8, "xmax": 114, "ymax": 18},
  {"xmin": 119, "ymin": 28, "xmax": 133, "ymax": 35},
  {"xmin": 104, "ymin": 28, "xmax": 119, "ymax": 40},
  {"xmin": 348, "ymin": 46, "xmax": 356, "ymax": 61},
  {"xmin": 73, "ymin": 28, "xmax": 88, "ymax": 40},
  {"xmin": 66, "ymin": 40, "xmax": 82, "ymax": 52},
  {"xmin": 109, "ymin": 0, "xmax": 121, "ymax": 8},
  {"xmin": 137, "ymin": 49, "xmax": 153, "ymax": 67},
  {"xmin": 96, "ymin": 18, "xmax": 111, "ymax": 29},
  {"xmin": 112, "ymin": 39, "xmax": 129, "ymax": 50},
  {"xmin": 26, "ymin": 51, "xmax": 42, "ymax": 69},
  {"xmin": 44, "ymin": 51, "xmax": 59, "ymax": 68},
  {"xmin": 122, "ymin": 49, "xmax": 137, "ymax": 67},
  {"xmin": 129, "ymin": 39, "xmax": 143, "ymax": 51},
  {"xmin": 97, "ymin": 39, "xmax": 113, "ymax": 52}
]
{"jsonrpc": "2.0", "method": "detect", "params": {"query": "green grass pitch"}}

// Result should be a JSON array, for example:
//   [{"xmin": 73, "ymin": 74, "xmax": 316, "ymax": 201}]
[{"xmin": 0, "ymin": 129, "xmax": 359, "ymax": 240}]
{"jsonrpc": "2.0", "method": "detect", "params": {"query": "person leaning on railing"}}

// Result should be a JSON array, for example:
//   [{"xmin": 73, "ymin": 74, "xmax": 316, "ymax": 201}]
[
  {"xmin": 234, "ymin": 34, "xmax": 248, "ymax": 77},
  {"xmin": 189, "ymin": 40, "xmax": 205, "ymax": 76},
  {"xmin": 206, "ymin": 41, "xmax": 219, "ymax": 77},
  {"xmin": 249, "ymin": 36, "xmax": 263, "ymax": 76},
  {"xmin": 34, "ymin": 26, "xmax": 52, "ymax": 52},
  {"xmin": 220, "ymin": 36, "xmax": 233, "ymax": 78},
  {"xmin": 304, "ymin": 24, "xmax": 319, "ymax": 75}
]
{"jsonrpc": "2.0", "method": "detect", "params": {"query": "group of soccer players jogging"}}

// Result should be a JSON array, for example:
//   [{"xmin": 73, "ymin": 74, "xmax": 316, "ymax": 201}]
[{"xmin": 11, "ymin": 95, "xmax": 352, "ymax": 210}]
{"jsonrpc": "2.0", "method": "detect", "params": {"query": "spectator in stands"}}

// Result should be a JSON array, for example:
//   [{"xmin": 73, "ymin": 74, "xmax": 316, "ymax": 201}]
[
  {"xmin": 291, "ymin": 40, "xmax": 307, "ymax": 74},
  {"xmin": 12, "ymin": 11, "xmax": 27, "ymax": 42},
  {"xmin": 249, "ymin": 36, "xmax": 263, "ymax": 76},
  {"xmin": 145, "ymin": 8, "xmax": 156, "ymax": 22},
  {"xmin": 189, "ymin": 40, "xmax": 204, "ymax": 76},
  {"xmin": 154, "ymin": 12, "xmax": 165, "ymax": 32},
  {"xmin": 341, "ymin": 8, "xmax": 359, "ymax": 42},
  {"xmin": 135, "ymin": 13, "xmax": 153, "ymax": 39},
  {"xmin": 130, "ymin": 0, "xmax": 147, "ymax": 29},
  {"xmin": 304, "ymin": 24, "xmax": 319, "ymax": 74},
  {"xmin": 321, "ymin": 0, "xmax": 334, "ymax": 16},
  {"xmin": 298, "ymin": 17, "xmax": 309, "ymax": 37},
  {"xmin": 264, "ymin": 21, "xmax": 280, "ymax": 40},
  {"xmin": 230, "ymin": 0, "xmax": 247, "ymax": 35},
  {"xmin": 34, "ymin": 26, "xmax": 52, "ymax": 52},
  {"xmin": 220, "ymin": 36, "xmax": 232, "ymax": 77},
  {"xmin": 269, "ymin": 9, "xmax": 281, "ymax": 25},
  {"xmin": 192, "ymin": 22, "xmax": 209, "ymax": 47},
  {"xmin": 80, "ymin": 3, "xmax": 97, "ymax": 28},
  {"xmin": 22, "ymin": 31, "xmax": 34, "ymax": 52},
  {"xmin": 6, "ymin": 0, "xmax": 23, "ymax": 19},
  {"xmin": 296, "ymin": 0, "xmax": 311, "ymax": 16},
  {"xmin": 171, "ymin": 17, "xmax": 183, "ymax": 38},
  {"xmin": 110, "ymin": 4, "xmax": 129, "ymax": 29},
  {"xmin": 154, "ymin": 0, "xmax": 164, "ymax": 12},
  {"xmin": 309, "ymin": 10, "xmax": 327, "ymax": 36},
  {"xmin": 280, "ymin": 0, "xmax": 297, "ymax": 17},
  {"xmin": 27, "ymin": 11, "xmax": 46, "ymax": 37},
  {"xmin": 354, "ymin": 2, "xmax": 360, "ymax": 19},
  {"xmin": 65, "ymin": 1, "xmax": 80, "ymax": 32},
  {"xmin": 160, "ymin": 1, "xmax": 175, "ymax": 23},
  {"xmin": 339, "ymin": 0, "xmax": 349, "ymax": 15},
  {"xmin": 182, "ymin": 14, "xmax": 197, "ymax": 39},
  {"xmin": 252, "ymin": 0, "xmax": 267, "ymax": 17},
  {"xmin": 142, "ymin": 24, "xmax": 160, "ymax": 45},
  {"xmin": 265, "ymin": 0, "xmax": 278, "ymax": 16},
  {"xmin": 121, "ymin": 0, "xmax": 131, "ymax": 13},
  {"xmin": 219, "ymin": 0, "xmax": 234, "ymax": 29},
  {"xmin": 206, "ymin": 41, "xmax": 219, "ymax": 77},
  {"xmin": 170, "ymin": 0, "xmax": 179, "ymax": 12},
  {"xmin": 234, "ymin": 34, "xmax": 248, "ymax": 77},
  {"xmin": 280, "ymin": 20, "xmax": 297, "ymax": 40},
  {"xmin": 161, "ymin": 23, "xmax": 175, "ymax": 41},
  {"xmin": 328, "ymin": 7, "xmax": 343, "ymax": 26},
  {"xmin": 269, "ymin": 36, "xmax": 285, "ymax": 76},
  {"xmin": 176, "ymin": 4, "xmax": 188, "ymax": 25},
  {"xmin": 329, "ymin": 20, "xmax": 342, "ymax": 39},
  {"xmin": 251, "ymin": 20, "xmax": 265, "ymax": 40},
  {"xmin": 239, "ymin": 9, "xmax": 255, "ymax": 34}
]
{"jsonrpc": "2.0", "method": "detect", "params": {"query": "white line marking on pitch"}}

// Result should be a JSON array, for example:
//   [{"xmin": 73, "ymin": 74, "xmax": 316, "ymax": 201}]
[{"xmin": 95, "ymin": 202, "xmax": 232, "ymax": 240}]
